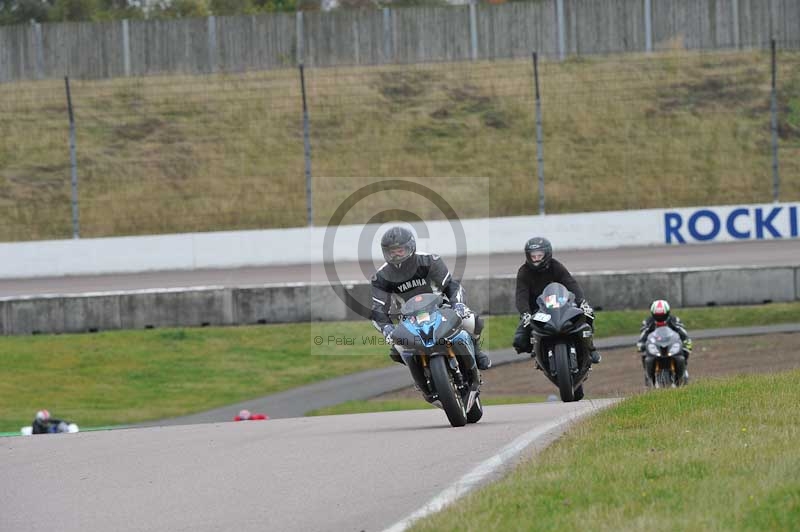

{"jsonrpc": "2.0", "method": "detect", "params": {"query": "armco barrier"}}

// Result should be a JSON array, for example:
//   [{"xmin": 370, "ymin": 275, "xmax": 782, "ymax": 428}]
[
  {"xmin": 118, "ymin": 289, "xmax": 234, "ymax": 330},
  {"xmin": 0, "ymin": 267, "xmax": 797, "ymax": 335},
  {"xmin": 682, "ymin": 267, "xmax": 797, "ymax": 307},
  {"xmin": 797, "ymin": 269, "xmax": 800, "ymax": 301}
]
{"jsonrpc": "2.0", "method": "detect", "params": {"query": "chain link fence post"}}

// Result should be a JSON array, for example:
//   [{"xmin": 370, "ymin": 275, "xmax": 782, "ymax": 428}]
[
  {"xmin": 65, "ymin": 76, "xmax": 80, "ymax": 238},
  {"xmin": 533, "ymin": 52, "xmax": 545, "ymax": 215},
  {"xmin": 770, "ymin": 39, "xmax": 780, "ymax": 202},
  {"xmin": 299, "ymin": 64, "xmax": 314, "ymax": 226}
]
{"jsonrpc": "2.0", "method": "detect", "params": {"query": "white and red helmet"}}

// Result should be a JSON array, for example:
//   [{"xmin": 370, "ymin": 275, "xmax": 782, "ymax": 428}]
[
  {"xmin": 238, "ymin": 409, "xmax": 251, "ymax": 420},
  {"xmin": 650, "ymin": 300, "xmax": 671, "ymax": 324},
  {"xmin": 35, "ymin": 409, "xmax": 50, "ymax": 422}
]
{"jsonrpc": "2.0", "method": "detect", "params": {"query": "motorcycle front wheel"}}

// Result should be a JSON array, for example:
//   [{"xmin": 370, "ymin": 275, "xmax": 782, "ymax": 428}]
[
  {"xmin": 655, "ymin": 368, "xmax": 674, "ymax": 389},
  {"xmin": 554, "ymin": 343, "xmax": 575, "ymax": 402},
  {"xmin": 429, "ymin": 356, "xmax": 468, "ymax": 427}
]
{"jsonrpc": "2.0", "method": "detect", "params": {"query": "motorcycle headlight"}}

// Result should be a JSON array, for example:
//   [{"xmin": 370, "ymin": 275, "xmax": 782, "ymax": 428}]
[
  {"xmin": 646, "ymin": 343, "xmax": 659, "ymax": 356},
  {"xmin": 669, "ymin": 342, "xmax": 682, "ymax": 355}
]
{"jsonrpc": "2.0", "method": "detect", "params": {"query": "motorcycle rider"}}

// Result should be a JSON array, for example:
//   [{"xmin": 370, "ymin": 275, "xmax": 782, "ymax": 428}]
[
  {"xmin": 31, "ymin": 409, "xmax": 68, "ymax": 434},
  {"xmin": 371, "ymin": 226, "xmax": 492, "ymax": 387},
  {"xmin": 233, "ymin": 409, "xmax": 269, "ymax": 421},
  {"xmin": 636, "ymin": 299, "xmax": 693, "ymax": 384},
  {"xmin": 512, "ymin": 237, "xmax": 601, "ymax": 364}
]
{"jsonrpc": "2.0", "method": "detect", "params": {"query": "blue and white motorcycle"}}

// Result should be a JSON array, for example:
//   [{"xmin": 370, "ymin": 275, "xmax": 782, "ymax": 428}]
[{"xmin": 390, "ymin": 293, "xmax": 483, "ymax": 427}]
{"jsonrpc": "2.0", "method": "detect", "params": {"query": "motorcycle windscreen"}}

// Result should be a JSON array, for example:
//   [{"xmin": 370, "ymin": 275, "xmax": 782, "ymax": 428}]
[
  {"xmin": 533, "ymin": 282, "xmax": 582, "ymax": 333},
  {"xmin": 647, "ymin": 326, "xmax": 683, "ymax": 355},
  {"xmin": 400, "ymin": 293, "xmax": 443, "ymax": 318},
  {"xmin": 536, "ymin": 282, "xmax": 575, "ymax": 310},
  {"xmin": 648, "ymin": 326, "xmax": 681, "ymax": 346}
]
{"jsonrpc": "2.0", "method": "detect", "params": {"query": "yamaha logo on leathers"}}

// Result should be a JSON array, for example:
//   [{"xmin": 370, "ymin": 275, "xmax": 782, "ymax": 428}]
[{"xmin": 397, "ymin": 278, "xmax": 427, "ymax": 292}]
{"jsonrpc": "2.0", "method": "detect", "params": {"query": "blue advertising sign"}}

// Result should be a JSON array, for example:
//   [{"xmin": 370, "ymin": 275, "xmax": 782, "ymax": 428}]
[{"xmin": 665, "ymin": 204, "xmax": 799, "ymax": 244}]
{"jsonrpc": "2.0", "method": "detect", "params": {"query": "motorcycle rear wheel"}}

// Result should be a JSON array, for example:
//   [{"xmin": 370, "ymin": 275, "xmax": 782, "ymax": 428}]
[
  {"xmin": 573, "ymin": 385, "xmax": 584, "ymax": 401},
  {"xmin": 429, "ymin": 356, "xmax": 468, "ymax": 427},
  {"xmin": 466, "ymin": 395, "xmax": 483, "ymax": 424}
]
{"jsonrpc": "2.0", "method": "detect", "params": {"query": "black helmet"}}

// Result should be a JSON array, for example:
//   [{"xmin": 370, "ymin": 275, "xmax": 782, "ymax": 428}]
[
  {"xmin": 381, "ymin": 226, "xmax": 416, "ymax": 266},
  {"xmin": 524, "ymin": 237, "xmax": 552, "ymax": 271}
]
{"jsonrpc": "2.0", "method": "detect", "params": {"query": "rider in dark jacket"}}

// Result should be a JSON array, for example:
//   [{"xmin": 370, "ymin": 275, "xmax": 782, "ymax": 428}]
[
  {"xmin": 636, "ymin": 299, "xmax": 693, "ymax": 383},
  {"xmin": 370, "ymin": 226, "xmax": 492, "ymax": 374},
  {"xmin": 512, "ymin": 237, "xmax": 601, "ymax": 364},
  {"xmin": 31, "ymin": 410, "xmax": 66, "ymax": 434}
]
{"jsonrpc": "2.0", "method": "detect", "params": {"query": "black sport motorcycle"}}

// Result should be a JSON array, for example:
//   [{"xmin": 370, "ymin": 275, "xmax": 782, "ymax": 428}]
[
  {"xmin": 390, "ymin": 293, "xmax": 483, "ymax": 427},
  {"xmin": 528, "ymin": 282, "xmax": 595, "ymax": 402},
  {"xmin": 643, "ymin": 326, "xmax": 688, "ymax": 388}
]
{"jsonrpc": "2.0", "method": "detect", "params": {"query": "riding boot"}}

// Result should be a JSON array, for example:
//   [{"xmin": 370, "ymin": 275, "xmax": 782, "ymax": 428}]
[
  {"xmin": 472, "ymin": 335, "xmax": 492, "ymax": 370},
  {"xmin": 389, "ymin": 348, "xmax": 405, "ymax": 365},
  {"xmin": 581, "ymin": 334, "xmax": 601, "ymax": 364}
]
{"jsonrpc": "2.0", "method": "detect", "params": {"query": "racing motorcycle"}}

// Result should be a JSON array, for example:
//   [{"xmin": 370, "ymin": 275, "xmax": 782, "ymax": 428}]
[
  {"xmin": 528, "ymin": 282, "xmax": 595, "ymax": 402},
  {"xmin": 390, "ymin": 293, "xmax": 483, "ymax": 427},
  {"xmin": 643, "ymin": 326, "xmax": 688, "ymax": 388},
  {"xmin": 20, "ymin": 422, "xmax": 79, "ymax": 436}
]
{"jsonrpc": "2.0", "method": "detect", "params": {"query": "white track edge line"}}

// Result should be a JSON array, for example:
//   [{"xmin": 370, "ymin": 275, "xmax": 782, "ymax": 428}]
[{"xmin": 381, "ymin": 400, "xmax": 616, "ymax": 532}]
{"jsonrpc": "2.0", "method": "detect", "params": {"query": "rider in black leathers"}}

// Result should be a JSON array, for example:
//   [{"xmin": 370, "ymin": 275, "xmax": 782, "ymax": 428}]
[
  {"xmin": 31, "ymin": 410, "xmax": 67, "ymax": 434},
  {"xmin": 512, "ymin": 237, "xmax": 601, "ymax": 364},
  {"xmin": 370, "ymin": 226, "xmax": 492, "ymax": 377}
]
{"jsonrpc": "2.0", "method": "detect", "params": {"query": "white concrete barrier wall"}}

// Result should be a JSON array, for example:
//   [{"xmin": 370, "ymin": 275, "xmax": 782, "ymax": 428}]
[
  {"xmin": 0, "ymin": 202, "xmax": 798, "ymax": 279},
  {"xmin": 0, "ymin": 267, "xmax": 796, "ymax": 335}
]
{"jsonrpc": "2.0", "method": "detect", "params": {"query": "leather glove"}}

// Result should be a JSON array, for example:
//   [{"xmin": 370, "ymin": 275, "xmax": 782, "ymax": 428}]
[
  {"xmin": 579, "ymin": 300, "xmax": 594, "ymax": 318},
  {"xmin": 683, "ymin": 338, "xmax": 693, "ymax": 351},
  {"xmin": 520, "ymin": 312, "xmax": 532, "ymax": 328},
  {"xmin": 453, "ymin": 303, "xmax": 470, "ymax": 318},
  {"xmin": 381, "ymin": 324, "xmax": 395, "ymax": 344},
  {"xmin": 636, "ymin": 341, "xmax": 645, "ymax": 352}
]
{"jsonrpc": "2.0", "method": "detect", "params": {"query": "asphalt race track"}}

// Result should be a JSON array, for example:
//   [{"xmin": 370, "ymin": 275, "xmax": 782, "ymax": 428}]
[
  {"xmin": 3, "ymin": 401, "xmax": 615, "ymax": 532},
  {"xmin": 1, "ymin": 239, "xmax": 799, "ymax": 297},
  {"xmin": 2, "ymin": 239, "xmax": 797, "ymax": 531}
]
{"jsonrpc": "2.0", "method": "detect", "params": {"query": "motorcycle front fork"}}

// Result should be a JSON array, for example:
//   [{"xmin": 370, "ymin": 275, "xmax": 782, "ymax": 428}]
[{"xmin": 532, "ymin": 337, "xmax": 580, "ymax": 375}]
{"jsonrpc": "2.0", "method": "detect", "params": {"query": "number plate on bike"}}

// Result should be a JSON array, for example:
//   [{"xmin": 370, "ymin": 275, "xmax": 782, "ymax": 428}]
[{"xmin": 533, "ymin": 312, "xmax": 551, "ymax": 322}]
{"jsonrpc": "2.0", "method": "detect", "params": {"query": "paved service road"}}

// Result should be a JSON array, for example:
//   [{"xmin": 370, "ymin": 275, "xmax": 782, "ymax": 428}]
[
  {"xmin": 1, "ymin": 239, "xmax": 799, "ymax": 297},
  {"xmin": 2, "ymin": 401, "xmax": 615, "ymax": 532}
]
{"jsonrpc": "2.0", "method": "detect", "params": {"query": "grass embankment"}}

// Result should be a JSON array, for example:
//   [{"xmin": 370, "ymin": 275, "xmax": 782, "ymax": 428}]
[
  {"xmin": 410, "ymin": 370, "xmax": 800, "ymax": 532},
  {"xmin": 1, "ymin": 301, "xmax": 798, "ymax": 432},
  {"xmin": 1, "ymin": 50, "xmax": 798, "ymax": 241}
]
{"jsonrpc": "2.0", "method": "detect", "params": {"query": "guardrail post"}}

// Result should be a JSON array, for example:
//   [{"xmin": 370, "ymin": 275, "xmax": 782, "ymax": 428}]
[
  {"xmin": 469, "ymin": 1, "xmax": 478, "ymax": 60},
  {"xmin": 382, "ymin": 8, "xmax": 392, "ymax": 62},
  {"xmin": 296, "ymin": 11, "xmax": 305, "ymax": 66},
  {"xmin": 207, "ymin": 16, "xmax": 217, "ymax": 73},
  {"xmin": 556, "ymin": 0, "xmax": 566, "ymax": 61},
  {"xmin": 32, "ymin": 22, "xmax": 45, "ymax": 79},
  {"xmin": 122, "ymin": 19, "xmax": 131, "ymax": 76}
]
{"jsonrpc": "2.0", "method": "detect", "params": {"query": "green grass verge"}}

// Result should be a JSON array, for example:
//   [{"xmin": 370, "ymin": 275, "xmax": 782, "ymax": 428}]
[
  {"xmin": 1, "ymin": 301, "xmax": 797, "ymax": 432},
  {"xmin": 306, "ymin": 395, "xmax": 546, "ymax": 416},
  {"xmin": 410, "ymin": 369, "xmax": 800, "ymax": 532}
]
